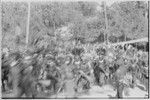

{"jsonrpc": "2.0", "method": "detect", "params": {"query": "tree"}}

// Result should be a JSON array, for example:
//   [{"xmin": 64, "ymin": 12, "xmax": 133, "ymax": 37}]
[
  {"xmin": 2, "ymin": 2, "xmax": 28, "ymax": 51},
  {"xmin": 108, "ymin": 1, "xmax": 148, "ymax": 41}
]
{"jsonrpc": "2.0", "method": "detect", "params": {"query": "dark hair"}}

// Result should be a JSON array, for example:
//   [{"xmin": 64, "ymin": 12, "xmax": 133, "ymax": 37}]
[
  {"xmin": 71, "ymin": 48, "xmax": 84, "ymax": 56},
  {"xmin": 2, "ymin": 53, "xmax": 5, "ymax": 59}
]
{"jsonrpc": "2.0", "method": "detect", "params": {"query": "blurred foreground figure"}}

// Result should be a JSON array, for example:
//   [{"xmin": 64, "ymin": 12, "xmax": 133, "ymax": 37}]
[
  {"xmin": 2, "ymin": 53, "xmax": 10, "ymax": 92},
  {"xmin": 9, "ymin": 51, "xmax": 38, "ymax": 98},
  {"xmin": 8, "ymin": 52, "xmax": 24, "ymax": 97}
]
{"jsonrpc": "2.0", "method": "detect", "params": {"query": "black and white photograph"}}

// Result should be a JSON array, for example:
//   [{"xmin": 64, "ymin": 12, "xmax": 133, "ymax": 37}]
[{"xmin": 1, "ymin": 0, "xmax": 149, "ymax": 99}]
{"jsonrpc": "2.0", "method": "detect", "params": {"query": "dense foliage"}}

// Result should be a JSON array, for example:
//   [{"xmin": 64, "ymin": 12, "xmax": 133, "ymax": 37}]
[{"xmin": 2, "ymin": 1, "xmax": 148, "ymax": 51}]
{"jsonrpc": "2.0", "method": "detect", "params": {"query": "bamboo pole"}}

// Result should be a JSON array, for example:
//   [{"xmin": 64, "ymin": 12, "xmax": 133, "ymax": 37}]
[
  {"xmin": 52, "ymin": 3, "xmax": 57, "ymax": 50},
  {"xmin": 26, "ymin": 1, "xmax": 31, "ymax": 49},
  {"xmin": 104, "ymin": 1, "xmax": 108, "ymax": 44},
  {"xmin": 110, "ymin": 37, "xmax": 148, "ymax": 46}
]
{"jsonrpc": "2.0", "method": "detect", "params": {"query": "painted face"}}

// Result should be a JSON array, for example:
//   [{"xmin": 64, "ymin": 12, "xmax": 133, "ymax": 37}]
[
  {"xmin": 9, "ymin": 55, "xmax": 17, "ymax": 65},
  {"xmin": 65, "ymin": 60, "xmax": 70, "ymax": 65},
  {"xmin": 10, "ymin": 60, "xmax": 18, "ymax": 67},
  {"xmin": 74, "ymin": 59, "xmax": 80, "ymax": 65},
  {"xmin": 24, "ymin": 66, "xmax": 33, "ymax": 74},
  {"xmin": 47, "ymin": 60, "xmax": 55, "ymax": 67},
  {"xmin": 23, "ymin": 55, "xmax": 33, "ymax": 64}
]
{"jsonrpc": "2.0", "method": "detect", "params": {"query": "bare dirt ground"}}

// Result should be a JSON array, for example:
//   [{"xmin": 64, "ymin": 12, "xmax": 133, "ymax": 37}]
[{"xmin": 2, "ymin": 84, "xmax": 148, "ymax": 99}]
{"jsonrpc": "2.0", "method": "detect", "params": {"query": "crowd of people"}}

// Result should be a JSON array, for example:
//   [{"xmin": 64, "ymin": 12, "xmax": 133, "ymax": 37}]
[{"xmin": 1, "ymin": 42, "xmax": 149, "ymax": 98}]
